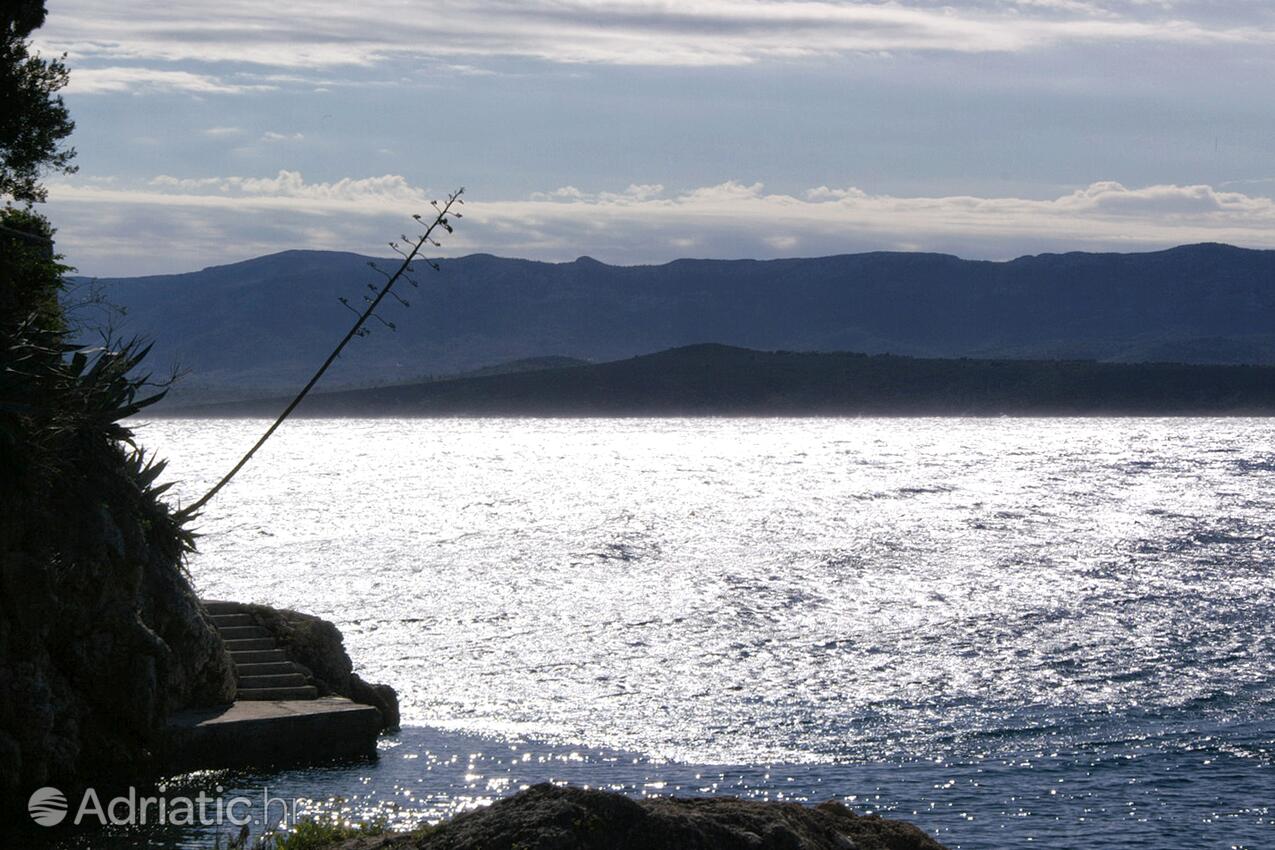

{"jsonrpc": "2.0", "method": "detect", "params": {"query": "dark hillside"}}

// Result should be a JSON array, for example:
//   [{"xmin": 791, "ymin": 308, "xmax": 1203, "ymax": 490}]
[
  {"xmin": 93, "ymin": 243, "xmax": 1275, "ymax": 396},
  {"xmin": 164, "ymin": 344, "xmax": 1275, "ymax": 417}
]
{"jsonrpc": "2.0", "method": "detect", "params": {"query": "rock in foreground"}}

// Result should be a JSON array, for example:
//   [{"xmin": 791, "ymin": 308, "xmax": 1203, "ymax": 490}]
[{"xmin": 332, "ymin": 783, "xmax": 949, "ymax": 850}]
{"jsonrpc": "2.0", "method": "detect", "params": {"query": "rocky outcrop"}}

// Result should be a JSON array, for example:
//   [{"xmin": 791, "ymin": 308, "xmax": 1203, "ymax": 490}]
[
  {"xmin": 237, "ymin": 603, "xmax": 399, "ymax": 731},
  {"xmin": 327, "ymin": 783, "xmax": 949, "ymax": 850},
  {"xmin": 0, "ymin": 463, "xmax": 237, "ymax": 814}
]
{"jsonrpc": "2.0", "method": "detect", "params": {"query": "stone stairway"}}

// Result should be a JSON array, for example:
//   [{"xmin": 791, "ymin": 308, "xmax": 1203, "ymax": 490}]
[{"xmin": 205, "ymin": 601, "xmax": 318, "ymax": 701}]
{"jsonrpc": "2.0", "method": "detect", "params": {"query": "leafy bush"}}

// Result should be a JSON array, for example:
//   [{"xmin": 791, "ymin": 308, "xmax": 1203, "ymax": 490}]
[
  {"xmin": 0, "ymin": 206, "xmax": 65, "ymax": 329},
  {"xmin": 267, "ymin": 818, "xmax": 388, "ymax": 849},
  {"xmin": 213, "ymin": 817, "xmax": 390, "ymax": 850}
]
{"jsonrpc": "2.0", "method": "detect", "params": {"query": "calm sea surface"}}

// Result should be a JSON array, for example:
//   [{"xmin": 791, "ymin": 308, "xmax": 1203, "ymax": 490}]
[{"xmin": 59, "ymin": 419, "xmax": 1275, "ymax": 847}]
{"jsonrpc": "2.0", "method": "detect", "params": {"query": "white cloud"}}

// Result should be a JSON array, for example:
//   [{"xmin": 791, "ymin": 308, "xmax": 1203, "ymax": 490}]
[
  {"xmin": 39, "ymin": 1, "xmax": 1275, "ymax": 77},
  {"xmin": 141, "ymin": 170, "xmax": 430, "ymax": 205},
  {"xmin": 261, "ymin": 131, "xmax": 305, "ymax": 143},
  {"xmin": 530, "ymin": 183, "xmax": 667, "ymax": 203},
  {"xmin": 63, "ymin": 66, "xmax": 274, "ymax": 94},
  {"xmin": 42, "ymin": 172, "xmax": 1275, "ymax": 276}
]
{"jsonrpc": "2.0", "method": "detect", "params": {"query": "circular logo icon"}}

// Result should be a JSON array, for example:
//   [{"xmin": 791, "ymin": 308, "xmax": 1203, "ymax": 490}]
[{"xmin": 28, "ymin": 786, "xmax": 68, "ymax": 827}]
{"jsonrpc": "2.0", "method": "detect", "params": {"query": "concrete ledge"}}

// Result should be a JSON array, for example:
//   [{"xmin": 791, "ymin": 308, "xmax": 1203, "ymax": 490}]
[{"xmin": 164, "ymin": 698, "xmax": 382, "ymax": 771}]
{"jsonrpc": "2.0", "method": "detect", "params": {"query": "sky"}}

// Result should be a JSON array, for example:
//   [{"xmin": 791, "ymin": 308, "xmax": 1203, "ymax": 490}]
[{"xmin": 30, "ymin": 0, "xmax": 1275, "ymax": 276}]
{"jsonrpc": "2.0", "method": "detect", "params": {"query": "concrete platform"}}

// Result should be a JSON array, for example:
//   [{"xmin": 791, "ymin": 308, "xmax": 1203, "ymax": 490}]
[{"xmin": 164, "ymin": 698, "xmax": 382, "ymax": 771}]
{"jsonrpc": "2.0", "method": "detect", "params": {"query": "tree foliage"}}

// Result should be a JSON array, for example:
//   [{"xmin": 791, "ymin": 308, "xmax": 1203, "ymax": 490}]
[
  {"xmin": 0, "ymin": 205, "xmax": 65, "ymax": 331},
  {"xmin": 1, "ymin": 0, "xmax": 76, "ymax": 204},
  {"xmin": 1, "ymin": 1, "xmax": 189, "ymax": 561}
]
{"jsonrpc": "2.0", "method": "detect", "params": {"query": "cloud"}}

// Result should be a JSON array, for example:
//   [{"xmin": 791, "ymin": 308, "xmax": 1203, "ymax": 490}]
[
  {"xmin": 1053, "ymin": 181, "xmax": 1269, "ymax": 216},
  {"xmin": 43, "ymin": 172, "xmax": 1275, "ymax": 276},
  {"xmin": 141, "ymin": 170, "xmax": 429, "ymax": 204},
  {"xmin": 530, "ymin": 183, "xmax": 666, "ymax": 203},
  {"xmin": 40, "ymin": 1, "xmax": 1275, "ymax": 76},
  {"xmin": 261, "ymin": 131, "xmax": 305, "ymax": 143},
  {"xmin": 62, "ymin": 66, "xmax": 274, "ymax": 94}
]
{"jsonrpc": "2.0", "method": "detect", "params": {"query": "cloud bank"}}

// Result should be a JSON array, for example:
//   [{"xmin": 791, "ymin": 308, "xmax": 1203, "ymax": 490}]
[
  {"xmin": 40, "ymin": 0, "xmax": 1275, "ymax": 85},
  {"xmin": 45, "ymin": 172, "xmax": 1275, "ymax": 276},
  {"xmin": 62, "ymin": 66, "xmax": 275, "ymax": 94}
]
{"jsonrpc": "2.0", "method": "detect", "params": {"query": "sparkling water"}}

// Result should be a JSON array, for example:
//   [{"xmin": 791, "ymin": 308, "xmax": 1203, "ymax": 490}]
[{"xmin": 66, "ymin": 418, "xmax": 1275, "ymax": 847}]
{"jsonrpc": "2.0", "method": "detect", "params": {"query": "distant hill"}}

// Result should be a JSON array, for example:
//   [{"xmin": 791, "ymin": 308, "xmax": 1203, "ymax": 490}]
[
  {"xmin": 451, "ymin": 355, "xmax": 590, "ymax": 380},
  {"xmin": 87, "ymin": 242, "xmax": 1275, "ymax": 396},
  {"xmin": 162, "ymin": 344, "xmax": 1275, "ymax": 417}
]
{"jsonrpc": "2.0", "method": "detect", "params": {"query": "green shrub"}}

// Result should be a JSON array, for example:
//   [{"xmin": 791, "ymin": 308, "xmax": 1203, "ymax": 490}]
[{"xmin": 245, "ymin": 816, "xmax": 389, "ymax": 849}]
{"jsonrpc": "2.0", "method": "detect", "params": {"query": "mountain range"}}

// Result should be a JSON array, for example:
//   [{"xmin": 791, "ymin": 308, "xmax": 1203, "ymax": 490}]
[{"xmin": 83, "ymin": 242, "xmax": 1275, "ymax": 399}]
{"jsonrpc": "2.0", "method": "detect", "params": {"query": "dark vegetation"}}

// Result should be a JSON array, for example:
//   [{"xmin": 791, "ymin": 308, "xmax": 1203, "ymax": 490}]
[
  {"xmin": 0, "ymin": 0, "xmax": 75, "ymax": 203},
  {"xmin": 168, "ymin": 343, "xmax": 1275, "ymax": 418},
  {"xmin": 0, "ymin": 2, "xmax": 235, "ymax": 815},
  {"xmin": 92, "ymin": 242, "xmax": 1275, "ymax": 398}
]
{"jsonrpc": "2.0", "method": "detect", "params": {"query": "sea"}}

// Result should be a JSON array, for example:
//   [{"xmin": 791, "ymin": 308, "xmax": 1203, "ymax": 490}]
[{"xmin": 44, "ymin": 418, "xmax": 1275, "ymax": 848}]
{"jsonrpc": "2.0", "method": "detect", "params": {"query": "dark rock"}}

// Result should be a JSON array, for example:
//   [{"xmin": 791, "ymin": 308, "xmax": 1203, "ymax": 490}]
[
  {"xmin": 240, "ymin": 603, "xmax": 400, "ymax": 731},
  {"xmin": 0, "ymin": 495, "xmax": 236, "ymax": 815},
  {"xmin": 326, "ymin": 783, "xmax": 949, "ymax": 850}
]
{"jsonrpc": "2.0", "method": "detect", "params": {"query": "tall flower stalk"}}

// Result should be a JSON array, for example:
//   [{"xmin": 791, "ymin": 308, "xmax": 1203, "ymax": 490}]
[{"xmin": 184, "ymin": 188, "xmax": 464, "ymax": 515}]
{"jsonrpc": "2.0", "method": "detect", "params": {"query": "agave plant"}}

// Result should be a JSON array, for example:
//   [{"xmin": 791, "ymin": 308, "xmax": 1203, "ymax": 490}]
[{"xmin": 1, "ymin": 310, "xmax": 192, "ymax": 566}]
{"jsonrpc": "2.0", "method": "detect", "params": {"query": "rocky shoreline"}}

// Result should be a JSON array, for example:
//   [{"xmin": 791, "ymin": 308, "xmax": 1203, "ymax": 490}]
[
  {"xmin": 0, "ymin": 566, "xmax": 398, "ymax": 817},
  {"xmin": 230, "ymin": 601, "xmax": 399, "ymax": 731},
  {"xmin": 0, "ymin": 502, "xmax": 236, "ymax": 815},
  {"xmin": 320, "ymin": 783, "xmax": 949, "ymax": 850}
]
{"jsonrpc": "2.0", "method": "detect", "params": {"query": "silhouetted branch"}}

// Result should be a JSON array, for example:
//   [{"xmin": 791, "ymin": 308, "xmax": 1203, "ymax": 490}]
[{"xmin": 183, "ymin": 187, "xmax": 464, "ymax": 515}]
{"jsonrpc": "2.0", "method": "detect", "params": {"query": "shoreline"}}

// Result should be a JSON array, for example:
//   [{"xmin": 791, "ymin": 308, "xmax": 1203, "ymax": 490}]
[{"xmin": 16, "ymin": 716, "xmax": 1273, "ymax": 848}]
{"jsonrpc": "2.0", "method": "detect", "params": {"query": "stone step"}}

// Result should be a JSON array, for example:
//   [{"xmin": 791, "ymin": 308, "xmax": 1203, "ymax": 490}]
[
  {"xmin": 238, "ymin": 673, "xmax": 308, "ymax": 690},
  {"xmin": 203, "ymin": 600, "xmax": 242, "ymax": 615},
  {"xmin": 210, "ymin": 613, "xmax": 254, "ymax": 628},
  {"xmin": 166, "ymin": 698, "xmax": 382, "ymax": 770},
  {"xmin": 219, "ymin": 625, "xmax": 271, "ymax": 640},
  {"xmin": 238, "ymin": 686, "xmax": 319, "ymax": 701},
  {"xmin": 231, "ymin": 649, "xmax": 287, "ymax": 665},
  {"xmin": 235, "ymin": 661, "xmax": 299, "ymax": 677},
  {"xmin": 226, "ymin": 638, "xmax": 276, "ymax": 652}
]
